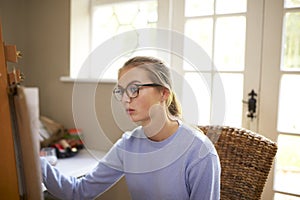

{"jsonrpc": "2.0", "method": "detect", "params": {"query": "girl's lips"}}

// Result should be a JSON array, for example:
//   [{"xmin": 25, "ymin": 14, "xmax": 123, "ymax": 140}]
[{"xmin": 126, "ymin": 108, "xmax": 135, "ymax": 114}]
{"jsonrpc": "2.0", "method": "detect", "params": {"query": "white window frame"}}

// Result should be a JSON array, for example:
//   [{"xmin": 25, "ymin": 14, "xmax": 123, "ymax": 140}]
[{"xmin": 67, "ymin": 0, "xmax": 175, "ymax": 82}]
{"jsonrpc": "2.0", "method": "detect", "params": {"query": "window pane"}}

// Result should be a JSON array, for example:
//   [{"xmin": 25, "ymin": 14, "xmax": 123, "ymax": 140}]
[
  {"xmin": 275, "ymin": 193, "xmax": 300, "ymax": 200},
  {"xmin": 282, "ymin": 12, "xmax": 300, "ymax": 70},
  {"xmin": 285, "ymin": 0, "xmax": 300, "ymax": 8},
  {"xmin": 274, "ymin": 134, "xmax": 300, "ymax": 196},
  {"xmin": 213, "ymin": 73, "xmax": 243, "ymax": 126},
  {"xmin": 277, "ymin": 75, "xmax": 300, "ymax": 133},
  {"xmin": 216, "ymin": 0, "xmax": 247, "ymax": 14},
  {"xmin": 184, "ymin": 18, "xmax": 213, "ymax": 64},
  {"xmin": 214, "ymin": 16, "xmax": 246, "ymax": 71},
  {"xmin": 182, "ymin": 72, "xmax": 211, "ymax": 125},
  {"xmin": 91, "ymin": 1, "xmax": 157, "ymax": 79},
  {"xmin": 92, "ymin": 1, "xmax": 157, "ymax": 50},
  {"xmin": 100, "ymin": 49, "xmax": 169, "ymax": 80},
  {"xmin": 185, "ymin": 0, "xmax": 214, "ymax": 17}
]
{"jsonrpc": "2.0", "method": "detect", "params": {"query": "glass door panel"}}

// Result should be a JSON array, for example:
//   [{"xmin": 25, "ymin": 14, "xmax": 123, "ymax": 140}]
[
  {"xmin": 214, "ymin": 16, "xmax": 246, "ymax": 71},
  {"xmin": 215, "ymin": 0, "xmax": 247, "ymax": 14},
  {"xmin": 277, "ymin": 75, "xmax": 300, "ymax": 133},
  {"xmin": 284, "ymin": 0, "xmax": 300, "ymax": 8},
  {"xmin": 182, "ymin": 72, "xmax": 211, "ymax": 125},
  {"xmin": 184, "ymin": 0, "xmax": 214, "ymax": 17},
  {"xmin": 274, "ymin": 134, "xmax": 300, "ymax": 196},
  {"xmin": 273, "ymin": 1, "xmax": 300, "ymax": 198},
  {"xmin": 182, "ymin": 0, "xmax": 247, "ymax": 127},
  {"xmin": 214, "ymin": 73, "xmax": 244, "ymax": 126},
  {"xmin": 282, "ymin": 12, "xmax": 300, "ymax": 70},
  {"xmin": 184, "ymin": 18, "xmax": 213, "ymax": 60}
]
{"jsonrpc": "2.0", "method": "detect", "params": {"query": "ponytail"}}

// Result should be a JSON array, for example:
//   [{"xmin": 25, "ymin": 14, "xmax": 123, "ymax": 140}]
[{"xmin": 167, "ymin": 91, "xmax": 182, "ymax": 118}]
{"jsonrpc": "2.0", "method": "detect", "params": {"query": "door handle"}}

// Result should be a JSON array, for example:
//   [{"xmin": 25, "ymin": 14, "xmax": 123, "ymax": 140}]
[{"xmin": 243, "ymin": 89, "xmax": 257, "ymax": 120}]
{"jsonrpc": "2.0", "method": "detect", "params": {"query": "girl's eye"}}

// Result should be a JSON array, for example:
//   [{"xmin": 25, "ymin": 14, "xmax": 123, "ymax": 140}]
[
  {"xmin": 115, "ymin": 88, "xmax": 121, "ymax": 93},
  {"xmin": 114, "ymin": 88, "xmax": 122, "ymax": 95},
  {"xmin": 127, "ymin": 85, "xmax": 139, "ymax": 95}
]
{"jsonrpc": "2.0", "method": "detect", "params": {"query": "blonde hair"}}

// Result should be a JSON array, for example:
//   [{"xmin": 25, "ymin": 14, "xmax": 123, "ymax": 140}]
[{"xmin": 119, "ymin": 56, "xmax": 182, "ymax": 117}]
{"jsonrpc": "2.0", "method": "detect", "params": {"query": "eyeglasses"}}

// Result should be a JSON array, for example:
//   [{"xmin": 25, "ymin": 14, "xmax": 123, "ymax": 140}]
[{"xmin": 113, "ymin": 83, "xmax": 163, "ymax": 101}]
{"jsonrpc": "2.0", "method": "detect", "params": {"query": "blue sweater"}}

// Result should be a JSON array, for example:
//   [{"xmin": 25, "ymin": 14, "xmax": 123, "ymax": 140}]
[{"xmin": 41, "ymin": 123, "xmax": 220, "ymax": 200}]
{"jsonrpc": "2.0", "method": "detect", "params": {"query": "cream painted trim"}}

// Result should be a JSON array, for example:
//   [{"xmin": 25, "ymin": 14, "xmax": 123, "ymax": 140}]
[
  {"xmin": 260, "ymin": 0, "xmax": 284, "ymax": 199},
  {"xmin": 60, "ymin": 76, "xmax": 117, "ymax": 84}
]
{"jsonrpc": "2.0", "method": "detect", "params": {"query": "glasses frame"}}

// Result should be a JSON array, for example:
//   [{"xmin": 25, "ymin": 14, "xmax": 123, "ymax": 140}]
[{"xmin": 113, "ymin": 83, "xmax": 163, "ymax": 101}]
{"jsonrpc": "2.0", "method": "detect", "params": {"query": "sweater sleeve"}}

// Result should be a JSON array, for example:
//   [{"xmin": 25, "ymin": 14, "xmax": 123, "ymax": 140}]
[
  {"xmin": 41, "ymin": 156, "xmax": 124, "ymax": 200},
  {"xmin": 187, "ymin": 153, "xmax": 221, "ymax": 200}
]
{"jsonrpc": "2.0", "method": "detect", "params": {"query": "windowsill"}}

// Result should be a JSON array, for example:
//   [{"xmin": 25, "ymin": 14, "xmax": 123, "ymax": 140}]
[{"xmin": 60, "ymin": 76, "xmax": 117, "ymax": 84}]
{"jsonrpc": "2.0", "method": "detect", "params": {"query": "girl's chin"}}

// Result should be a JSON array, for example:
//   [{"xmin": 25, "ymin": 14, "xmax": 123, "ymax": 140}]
[
  {"xmin": 127, "ymin": 115, "xmax": 140, "ymax": 123},
  {"xmin": 128, "ymin": 117, "xmax": 149, "ymax": 126}
]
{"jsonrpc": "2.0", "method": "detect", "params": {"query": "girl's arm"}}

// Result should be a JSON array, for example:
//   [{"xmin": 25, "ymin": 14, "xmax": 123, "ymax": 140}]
[{"xmin": 41, "ymin": 156, "xmax": 124, "ymax": 200}]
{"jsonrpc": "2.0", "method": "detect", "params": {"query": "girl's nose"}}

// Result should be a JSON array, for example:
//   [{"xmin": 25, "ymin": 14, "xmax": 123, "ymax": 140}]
[{"xmin": 121, "ymin": 92, "xmax": 131, "ymax": 103}]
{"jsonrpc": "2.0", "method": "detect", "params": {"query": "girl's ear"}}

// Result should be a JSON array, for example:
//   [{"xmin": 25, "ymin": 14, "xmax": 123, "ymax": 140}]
[{"xmin": 161, "ymin": 88, "xmax": 170, "ymax": 102}]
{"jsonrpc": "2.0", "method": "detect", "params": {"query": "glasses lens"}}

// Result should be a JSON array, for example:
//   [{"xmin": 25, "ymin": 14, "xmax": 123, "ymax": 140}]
[
  {"xmin": 127, "ymin": 84, "xmax": 139, "ymax": 98},
  {"xmin": 113, "ymin": 87, "xmax": 123, "ymax": 101}
]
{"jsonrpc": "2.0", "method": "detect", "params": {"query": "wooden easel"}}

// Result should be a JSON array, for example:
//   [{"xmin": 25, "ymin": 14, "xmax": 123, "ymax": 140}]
[
  {"xmin": 0, "ymin": 21, "xmax": 21, "ymax": 200},
  {"xmin": 0, "ymin": 22, "xmax": 42, "ymax": 199}
]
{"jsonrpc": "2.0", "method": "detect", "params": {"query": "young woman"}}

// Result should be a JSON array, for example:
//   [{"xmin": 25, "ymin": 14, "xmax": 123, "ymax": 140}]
[{"xmin": 41, "ymin": 56, "xmax": 221, "ymax": 200}]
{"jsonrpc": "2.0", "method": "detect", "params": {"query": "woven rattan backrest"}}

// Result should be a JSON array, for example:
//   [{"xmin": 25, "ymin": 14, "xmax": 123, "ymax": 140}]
[{"xmin": 198, "ymin": 126, "xmax": 277, "ymax": 200}]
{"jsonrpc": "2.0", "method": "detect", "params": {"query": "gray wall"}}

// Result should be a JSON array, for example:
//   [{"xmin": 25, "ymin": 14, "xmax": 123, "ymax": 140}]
[
  {"xmin": 1, "ymin": 0, "xmax": 130, "ymax": 199},
  {"xmin": 1, "ymin": 0, "xmax": 124, "ymax": 150}
]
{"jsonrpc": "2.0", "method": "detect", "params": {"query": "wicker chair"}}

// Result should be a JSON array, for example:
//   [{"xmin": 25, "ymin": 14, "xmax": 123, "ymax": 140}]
[{"xmin": 198, "ymin": 126, "xmax": 277, "ymax": 200}]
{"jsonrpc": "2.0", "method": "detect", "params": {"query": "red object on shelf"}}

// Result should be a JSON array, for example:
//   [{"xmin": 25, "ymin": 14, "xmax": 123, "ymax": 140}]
[{"xmin": 65, "ymin": 128, "xmax": 84, "ymax": 149}]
